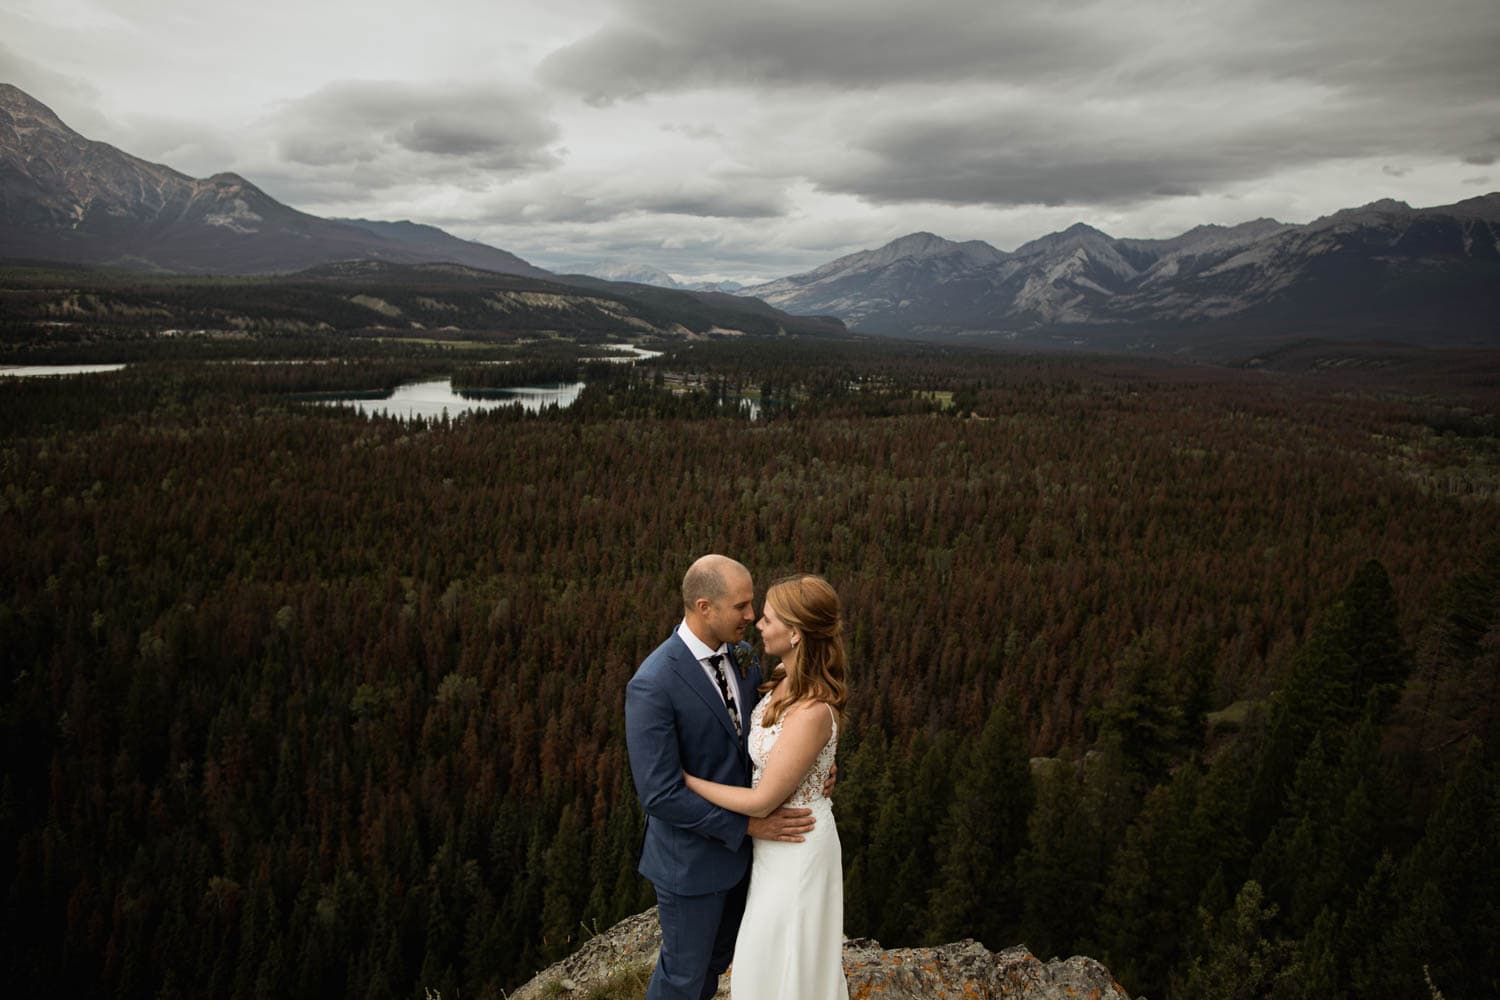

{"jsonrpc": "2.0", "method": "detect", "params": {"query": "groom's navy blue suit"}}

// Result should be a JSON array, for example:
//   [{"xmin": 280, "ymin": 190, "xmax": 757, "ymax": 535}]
[{"xmin": 626, "ymin": 631, "xmax": 763, "ymax": 1000}]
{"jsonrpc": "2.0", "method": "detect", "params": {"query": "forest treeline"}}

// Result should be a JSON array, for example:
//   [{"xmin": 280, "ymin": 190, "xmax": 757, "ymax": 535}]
[
  {"xmin": 0, "ymin": 262, "xmax": 845, "ymax": 364},
  {"xmin": 2, "ymin": 343, "xmax": 1497, "ymax": 998}
]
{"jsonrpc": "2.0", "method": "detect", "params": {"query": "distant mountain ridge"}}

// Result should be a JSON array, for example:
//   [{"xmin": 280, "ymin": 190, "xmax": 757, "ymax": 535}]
[
  {"xmin": 574, "ymin": 263, "xmax": 746, "ymax": 294},
  {"xmin": 0, "ymin": 83, "xmax": 551, "ymax": 277},
  {"xmin": 0, "ymin": 256, "xmax": 851, "ymax": 342},
  {"xmin": 580, "ymin": 262, "xmax": 683, "ymax": 287},
  {"xmin": 747, "ymin": 199, "xmax": 1500, "ymax": 346},
  {"xmin": 333, "ymin": 218, "xmax": 553, "ymax": 279}
]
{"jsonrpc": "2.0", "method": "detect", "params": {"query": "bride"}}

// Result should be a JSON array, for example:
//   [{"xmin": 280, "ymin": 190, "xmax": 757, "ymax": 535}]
[{"xmin": 684, "ymin": 573, "xmax": 850, "ymax": 1000}]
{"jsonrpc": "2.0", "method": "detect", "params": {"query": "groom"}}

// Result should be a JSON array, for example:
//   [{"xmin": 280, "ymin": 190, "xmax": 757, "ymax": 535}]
[{"xmin": 625, "ymin": 554, "xmax": 817, "ymax": 1000}]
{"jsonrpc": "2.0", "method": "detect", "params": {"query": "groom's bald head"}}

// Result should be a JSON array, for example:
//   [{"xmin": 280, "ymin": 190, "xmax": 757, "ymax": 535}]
[{"xmin": 682, "ymin": 554, "xmax": 751, "ymax": 611}]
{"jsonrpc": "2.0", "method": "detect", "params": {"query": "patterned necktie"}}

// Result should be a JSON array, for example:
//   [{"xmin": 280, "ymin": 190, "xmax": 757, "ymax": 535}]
[{"xmin": 707, "ymin": 652, "xmax": 742, "ymax": 736}]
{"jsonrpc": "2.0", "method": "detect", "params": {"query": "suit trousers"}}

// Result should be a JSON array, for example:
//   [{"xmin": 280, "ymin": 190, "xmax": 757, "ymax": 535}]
[{"xmin": 647, "ymin": 867, "xmax": 751, "ymax": 1000}]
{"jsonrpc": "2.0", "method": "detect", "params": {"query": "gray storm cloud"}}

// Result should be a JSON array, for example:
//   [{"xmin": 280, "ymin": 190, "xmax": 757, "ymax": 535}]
[
  {"xmin": 473, "ymin": 175, "xmax": 792, "ymax": 226},
  {"xmin": 270, "ymin": 80, "xmax": 561, "ymax": 179},
  {"xmin": 537, "ymin": 0, "xmax": 1500, "ymax": 210},
  {"xmin": 539, "ymin": 0, "xmax": 1500, "ymax": 102},
  {"xmin": 810, "ymin": 82, "xmax": 1495, "ymax": 208},
  {"xmin": 6, "ymin": 0, "xmax": 1496, "ymax": 280},
  {"xmin": 537, "ymin": 0, "xmax": 1107, "ymax": 102}
]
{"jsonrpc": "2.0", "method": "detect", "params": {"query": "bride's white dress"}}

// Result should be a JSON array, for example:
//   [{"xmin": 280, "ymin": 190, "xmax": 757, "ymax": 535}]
[{"xmin": 731, "ymin": 698, "xmax": 849, "ymax": 999}]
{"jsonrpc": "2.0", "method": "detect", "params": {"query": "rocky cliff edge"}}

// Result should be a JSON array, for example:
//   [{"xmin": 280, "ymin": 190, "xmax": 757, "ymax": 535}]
[{"xmin": 510, "ymin": 908, "xmax": 1137, "ymax": 999}]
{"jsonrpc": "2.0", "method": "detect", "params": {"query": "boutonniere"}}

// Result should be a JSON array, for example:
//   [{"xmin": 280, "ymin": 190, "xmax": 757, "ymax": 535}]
[{"xmin": 728, "ymin": 640, "xmax": 755, "ymax": 680}]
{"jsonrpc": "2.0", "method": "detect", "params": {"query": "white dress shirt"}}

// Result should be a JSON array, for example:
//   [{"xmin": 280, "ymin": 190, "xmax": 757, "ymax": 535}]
[{"xmin": 677, "ymin": 620, "xmax": 735, "ymax": 707}]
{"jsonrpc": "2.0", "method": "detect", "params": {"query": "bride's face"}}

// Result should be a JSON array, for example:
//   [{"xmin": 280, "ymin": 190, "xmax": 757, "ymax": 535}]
[{"xmin": 757, "ymin": 600, "xmax": 798, "ymax": 660}]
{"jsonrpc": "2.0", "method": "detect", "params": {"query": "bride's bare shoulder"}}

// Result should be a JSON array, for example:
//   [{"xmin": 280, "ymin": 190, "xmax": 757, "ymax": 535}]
[{"xmin": 782, "ymin": 699, "xmax": 835, "ymax": 734}]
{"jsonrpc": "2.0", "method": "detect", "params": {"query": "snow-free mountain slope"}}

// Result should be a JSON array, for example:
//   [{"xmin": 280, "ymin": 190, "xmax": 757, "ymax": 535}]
[
  {"xmin": 746, "ymin": 200, "xmax": 1500, "ymax": 344},
  {"xmin": 0, "ymin": 83, "xmax": 551, "ymax": 276}
]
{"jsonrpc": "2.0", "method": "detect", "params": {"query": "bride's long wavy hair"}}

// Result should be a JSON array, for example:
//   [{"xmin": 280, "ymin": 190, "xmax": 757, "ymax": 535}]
[{"xmin": 758, "ymin": 574, "xmax": 848, "ymax": 728}]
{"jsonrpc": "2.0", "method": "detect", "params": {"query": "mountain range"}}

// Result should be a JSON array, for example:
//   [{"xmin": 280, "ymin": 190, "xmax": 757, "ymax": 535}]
[
  {"xmin": 0, "ymin": 83, "xmax": 843, "ymax": 340},
  {"xmin": 745, "ymin": 199, "xmax": 1500, "ymax": 347},
  {"xmin": 4, "ymin": 81, "xmax": 1497, "ymax": 351},
  {"xmin": 0, "ymin": 83, "xmax": 551, "ymax": 277}
]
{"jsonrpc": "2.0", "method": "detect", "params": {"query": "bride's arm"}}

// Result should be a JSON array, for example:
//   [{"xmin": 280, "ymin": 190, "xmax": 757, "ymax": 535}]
[{"xmin": 684, "ymin": 703, "xmax": 832, "ymax": 818}]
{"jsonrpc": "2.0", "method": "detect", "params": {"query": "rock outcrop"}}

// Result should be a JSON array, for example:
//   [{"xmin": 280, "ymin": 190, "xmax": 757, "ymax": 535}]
[{"xmin": 510, "ymin": 909, "xmax": 1137, "ymax": 1000}]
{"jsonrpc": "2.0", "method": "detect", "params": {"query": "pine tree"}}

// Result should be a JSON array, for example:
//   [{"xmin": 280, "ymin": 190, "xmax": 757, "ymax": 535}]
[
  {"xmin": 926, "ymin": 700, "xmax": 1032, "ymax": 948},
  {"xmin": 1275, "ymin": 903, "xmax": 1345, "ymax": 1000},
  {"xmin": 1018, "ymin": 753, "xmax": 1105, "ymax": 959},
  {"xmin": 1358, "ymin": 744, "xmax": 1499, "ymax": 998},
  {"xmin": 1090, "ymin": 630, "xmax": 1189, "ymax": 792},
  {"xmin": 1178, "ymin": 880, "xmax": 1292, "ymax": 1000},
  {"xmin": 539, "ymin": 804, "xmax": 589, "ymax": 963},
  {"xmin": 835, "ymin": 726, "xmax": 887, "ymax": 937},
  {"xmin": 1098, "ymin": 764, "xmax": 1208, "ymax": 994},
  {"xmin": 861, "ymin": 739, "xmax": 924, "ymax": 945},
  {"xmin": 1334, "ymin": 851, "xmax": 1400, "ymax": 999},
  {"xmin": 1248, "ymin": 561, "xmax": 1410, "ymax": 845}
]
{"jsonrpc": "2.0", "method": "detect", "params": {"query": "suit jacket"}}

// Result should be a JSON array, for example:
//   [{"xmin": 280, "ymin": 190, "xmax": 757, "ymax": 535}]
[{"xmin": 625, "ymin": 631, "xmax": 763, "ymax": 895}]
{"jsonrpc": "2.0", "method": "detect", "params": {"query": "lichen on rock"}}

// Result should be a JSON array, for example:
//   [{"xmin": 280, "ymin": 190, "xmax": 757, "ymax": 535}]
[{"xmin": 510, "ymin": 909, "xmax": 1137, "ymax": 1000}]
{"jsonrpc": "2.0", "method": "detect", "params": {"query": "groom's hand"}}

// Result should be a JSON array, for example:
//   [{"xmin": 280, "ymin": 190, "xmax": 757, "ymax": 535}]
[
  {"xmin": 748, "ymin": 806, "xmax": 815, "ymax": 843},
  {"xmin": 822, "ymin": 762, "xmax": 837, "ymax": 798}
]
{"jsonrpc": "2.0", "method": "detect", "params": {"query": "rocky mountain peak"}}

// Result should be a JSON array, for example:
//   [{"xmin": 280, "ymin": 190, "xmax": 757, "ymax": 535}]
[
  {"xmin": 740, "ymin": 229, "xmax": 1014, "ymax": 322},
  {"xmin": 0, "ymin": 82, "xmax": 63, "ymax": 121},
  {"xmin": 1012, "ymin": 222, "xmax": 1117, "ymax": 258},
  {"xmin": 0, "ymin": 85, "xmax": 85, "ymax": 150},
  {"xmin": 1315, "ymin": 198, "xmax": 1416, "ymax": 227},
  {"xmin": 836, "ymin": 231, "xmax": 1009, "ymax": 272},
  {"xmin": 1062, "ymin": 221, "xmax": 1108, "ymax": 237},
  {"xmin": 884, "ymin": 231, "xmax": 958, "ymax": 255},
  {"xmin": 1358, "ymin": 197, "xmax": 1413, "ymax": 213},
  {"xmin": 1174, "ymin": 218, "xmax": 1287, "ymax": 240}
]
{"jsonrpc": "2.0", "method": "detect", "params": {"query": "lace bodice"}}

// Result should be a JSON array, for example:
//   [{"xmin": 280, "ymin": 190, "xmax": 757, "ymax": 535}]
[{"xmin": 748, "ymin": 696, "xmax": 839, "ymax": 808}]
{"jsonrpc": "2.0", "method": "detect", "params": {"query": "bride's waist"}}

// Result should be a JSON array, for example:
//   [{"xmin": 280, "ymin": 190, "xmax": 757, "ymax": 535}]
[{"xmin": 782, "ymin": 794, "xmax": 834, "ymax": 815}]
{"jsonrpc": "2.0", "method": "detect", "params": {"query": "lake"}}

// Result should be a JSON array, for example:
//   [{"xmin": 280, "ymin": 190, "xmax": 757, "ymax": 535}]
[
  {"xmin": 1, "ymin": 346, "xmax": 662, "ymax": 421},
  {"xmin": 310, "ymin": 343, "xmax": 659, "ymax": 420},
  {"xmin": 310, "ymin": 379, "xmax": 585, "ymax": 420},
  {"xmin": 588, "ymin": 345, "xmax": 662, "ymax": 363},
  {"xmin": 0, "ymin": 364, "xmax": 128, "ymax": 378}
]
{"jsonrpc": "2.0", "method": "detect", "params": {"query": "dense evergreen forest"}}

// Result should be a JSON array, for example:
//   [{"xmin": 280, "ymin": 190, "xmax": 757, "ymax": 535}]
[{"xmin": 2, "ymin": 336, "xmax": 1497, "ymax": 999}]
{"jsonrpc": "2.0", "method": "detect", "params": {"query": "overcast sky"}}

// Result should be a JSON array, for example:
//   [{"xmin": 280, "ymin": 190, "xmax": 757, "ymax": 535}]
[{"xmin": 4, "ymin": 0, "xmax": 1497, "ymax": 282}]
